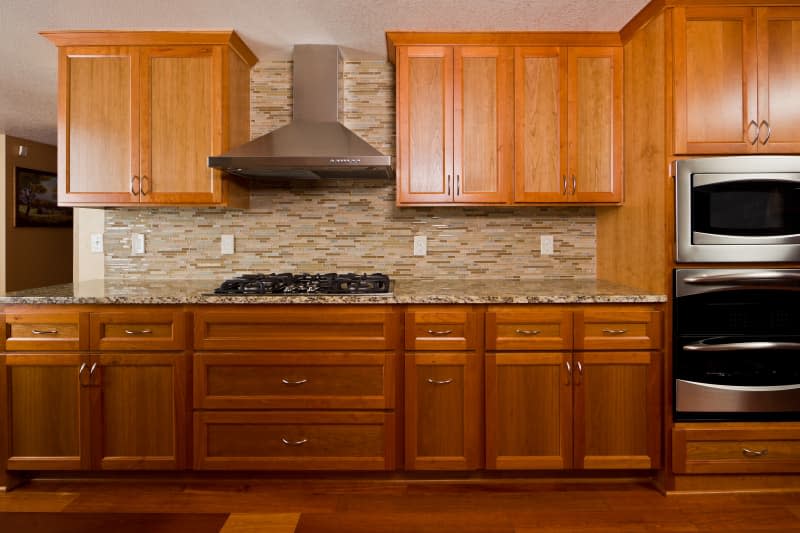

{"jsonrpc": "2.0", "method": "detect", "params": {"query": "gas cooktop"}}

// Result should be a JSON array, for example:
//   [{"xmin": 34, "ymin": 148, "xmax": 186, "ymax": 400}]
[{"xmin": 211, "ymin": 273, "xmax": 392, "ymax": 296}]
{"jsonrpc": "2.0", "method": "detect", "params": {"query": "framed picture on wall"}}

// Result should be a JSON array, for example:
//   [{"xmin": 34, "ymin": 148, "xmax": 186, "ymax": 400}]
[{"xmin": 14, "ymin": 167, "xmax": 72, "ymax": 228}]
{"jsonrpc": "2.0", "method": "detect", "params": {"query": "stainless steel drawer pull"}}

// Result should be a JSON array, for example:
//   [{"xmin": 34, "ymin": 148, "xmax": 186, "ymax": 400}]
[
  {"xmin": 31, "ymin": 328, "xmax": 58, "ymax": 335},
  {"xmin": 78, "ymin": 362, "xmax": 88, "ymax": 386},
  {"xmin": 602, "ymin": 328, "xmax": 628, "ymax": 335},
  {"xmin": 281, "ymin": 378, "xmax": 308, "ymax": 386},
  {"xmin": 515, "ymin": 329, "xmax": 541, "ymax": 336},
  {"xmin": 565, "ymin": 361, "xmax": 572, "ymax": 385},
  {"xmin": 124, "ymin": 329, "xmax": 153, "ymax": 335},
  {"xmin": 426, "ymin": 329, "xmax": 453, "ymax": 336},
  {"xmin": 427, "ymin": 377, "xmax": 453, "ymax": 385},
  {"xmin": 281, "ymin": 437, "xmax": 308, "ymax": 447},
  {"xmin": 742, "ymin": 447, "xmax": 768, "ymax": 458}
]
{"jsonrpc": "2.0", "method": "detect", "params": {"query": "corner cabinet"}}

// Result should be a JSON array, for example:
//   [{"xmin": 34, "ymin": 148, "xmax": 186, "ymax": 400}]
[
  {"xmin": 673, "ymin": 7, "xmax": 800, "ymax": 154},
  {"xmin": 41, "ymin": 31, "xmax": 257, "ymax": 207},
  {"xmin": 395, "ymin": 46, "xmax": 514, "ymax": 205}
]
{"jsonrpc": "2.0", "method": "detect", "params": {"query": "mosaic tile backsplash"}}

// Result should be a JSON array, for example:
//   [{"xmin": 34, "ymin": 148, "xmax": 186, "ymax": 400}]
[{"xmin": 104, "ymin": 60, "xmax": 596, "ymax": 280}]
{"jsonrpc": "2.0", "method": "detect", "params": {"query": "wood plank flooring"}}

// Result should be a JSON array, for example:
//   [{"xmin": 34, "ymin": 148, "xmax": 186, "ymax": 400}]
[{"xmin": 1, "ymin": 478, "xmax": 800, "ymax": 532}]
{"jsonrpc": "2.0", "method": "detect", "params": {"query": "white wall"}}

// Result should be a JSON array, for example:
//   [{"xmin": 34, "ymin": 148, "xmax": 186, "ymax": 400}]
[
  {"xmin": 74, "ymin": 208, "xmax": 104, "ymax": 283},
  {"xmin": 0, "ymin": 133, "xmax": 5, "ymax": 293}
]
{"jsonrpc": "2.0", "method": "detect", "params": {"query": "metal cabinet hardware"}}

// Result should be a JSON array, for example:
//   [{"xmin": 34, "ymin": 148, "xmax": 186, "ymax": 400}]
[
  {"xmin": 78, "ymin": 362, "xmax": 88, "ymax": 386},
  {"xmin": 141, "ymin": 175, "xmax": 150, "ymax": 195},
  {"xmin": 759, "ymin": 120, "xmax": 772, "ymax": 145},
  {"xmin": 571, "ymin": 175, "xmax": 577, "ymax": 194},
  {"xmin": 131, "ymin": 175, "xmax": 140, "ymax": 195},
  {"xmin": 514, "ymin": 329, "xmax": 541, "ymax": 336},
  {"xmin": 447, "ymin": 175, "xmax": 451, "ymax": 196},
  {"xmin": 426, "ymin": 329, "xmax": 453, "ymax": 336},
  {"xmin": 31, "ymin": 328, "xmax": 58, "ymax": 335},
  {"xmin": 281, "ymin": 378, "xmax": 308, "ymax": 386},
  {"xmin": 281, "ymin": 437, "xmax": 308, "ymax": 446},
  {"xmin": 576, "ymin": 361, "xmax": 583, "ymax": 384},
  {"xmin": 124, "ymin": 329, "xmax": 153, "ymax": 335},
  {"xmin": 602, "ymin": 328, "xmax": 628, "ymax": 335},
  {"xmin": 456, "ymin": 174, "xmax": 461, "ymax": 196},
  {"xmin": 562, "ymin": 175, "xmax": 567, "ymax": 195},
  {"xmin": 747, "ymin": 120, "xmax": 759, "ymax": 145},
  {"xmin": 742, "ymin": 447, "xmax": 768, "ymax": 458},
  {"xmin": 426, "ymin": 377, "xmax": 454, "ymax": 385},
  {"xmin": 565, "ymin": 361, "xmax": 572, "ymax": 385}
]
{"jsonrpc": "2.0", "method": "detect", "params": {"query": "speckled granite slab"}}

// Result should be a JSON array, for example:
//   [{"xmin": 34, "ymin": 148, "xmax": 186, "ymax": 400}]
[{"xmin": 0, "ymin": 279, "xmax": 666, "ymax": 305}]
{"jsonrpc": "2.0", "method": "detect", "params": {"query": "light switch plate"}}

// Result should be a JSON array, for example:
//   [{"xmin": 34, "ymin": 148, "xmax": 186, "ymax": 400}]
[
  {"xmin": 90, "ymin": 233, "xmax": 103, "ymax": 253},
  {"xmin": 221, "ymin": 234, "xmax": 235, "ymax": 255},
  {"xmin": 132, "ymin": 233, "xmax": 145, "ymax": 255},
  {"xmin": 541, "ymin": 235, "xmax": 554, "ymax": 255},
  {"xmin": 413, "ymin": 235, "xmax": 427, "ymax": 256}
]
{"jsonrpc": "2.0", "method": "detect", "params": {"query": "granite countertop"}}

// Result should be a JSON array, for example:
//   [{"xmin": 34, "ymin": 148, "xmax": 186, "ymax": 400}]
[{"xmin": 0, "ymin": 278, "xmax": 666, "ymax": 305}]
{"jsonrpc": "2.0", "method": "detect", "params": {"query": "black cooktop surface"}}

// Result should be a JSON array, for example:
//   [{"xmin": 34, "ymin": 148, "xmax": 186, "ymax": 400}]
[{"xmin": 212, "ymin": 273, "xmax": 392, "ymax": 295}]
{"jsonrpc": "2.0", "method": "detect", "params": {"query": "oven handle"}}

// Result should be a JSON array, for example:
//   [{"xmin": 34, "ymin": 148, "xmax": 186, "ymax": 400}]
[
  {"xmin": 683, "ymin": 271, "xmax": 800, "ymax": 285},
  {"xmin": 677, "ymin": 380, "xmax": 800, "ymax": 393},
  {"xmin": 683, "ymin": 340, "xmax": 800, "ymax": 352}
]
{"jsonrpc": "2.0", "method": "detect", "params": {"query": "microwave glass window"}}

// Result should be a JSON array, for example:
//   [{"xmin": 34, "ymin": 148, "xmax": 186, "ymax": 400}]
[{"xmin": 692, "ymin": 179, "xmax": 800, "ymax": 237}]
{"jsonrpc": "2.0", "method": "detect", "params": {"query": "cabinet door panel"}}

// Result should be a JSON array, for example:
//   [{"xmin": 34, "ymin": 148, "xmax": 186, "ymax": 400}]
[
  {"xmin": 573, "ymin": 351, "xmax": 660, "ymax": 469},
  {"xmin": 486, "ymin": 353, "xmax": 572, "ymax": 469},
  {"xmin": 568, "ymin": 47, "xmax": 622, "ymax": 202},
  {"xmin": 514, "ymin": 47, "xmax": 566, "ymax": 203},
  {"xmin": 396, "ymin": 46, "xmax": 453, "ymax": 204},
  {"xmin": 673, "ymin": 7, "xmax": 757, "ymax": 154},
  {"xmin": 757, "ymin": 7, "xmax": 800, "ymax": 153},
  {"xmin": 454, "ymin": 46, "xmax": 512, "ymax": 203},
  {"xmin": 61, "ymin": 48, "xmax": 138, "ymax": 204}
]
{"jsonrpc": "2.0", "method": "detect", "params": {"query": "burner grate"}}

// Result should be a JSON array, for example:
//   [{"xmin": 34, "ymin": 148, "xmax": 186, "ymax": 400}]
[{"xmin": 212, "ymin": 273, "xmax": 392, "ymax": 295}]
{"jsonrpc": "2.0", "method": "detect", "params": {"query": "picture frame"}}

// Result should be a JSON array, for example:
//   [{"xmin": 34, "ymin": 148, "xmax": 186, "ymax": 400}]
[{"xmin": 14, "ymin": 167, "xmax": 72, "ymax": 228}]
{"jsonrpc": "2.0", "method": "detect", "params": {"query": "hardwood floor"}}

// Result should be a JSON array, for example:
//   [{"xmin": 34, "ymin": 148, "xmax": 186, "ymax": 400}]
[{"xmin": 1, "ymin": 478, "xmax": 800, "ymax": 532}]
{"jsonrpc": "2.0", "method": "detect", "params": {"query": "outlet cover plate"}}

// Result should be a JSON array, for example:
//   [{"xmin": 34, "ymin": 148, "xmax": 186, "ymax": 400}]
[{"xmin": 413, "ymin": 235, "xmax": 427, "ymax": 256}]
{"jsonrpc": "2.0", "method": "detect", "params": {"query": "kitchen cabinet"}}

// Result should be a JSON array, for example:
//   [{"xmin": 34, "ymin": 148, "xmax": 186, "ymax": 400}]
[
  {"xmin": 673, "ymin": 7, "xmax": 800, "ymax": 154},
  {"xmin": 515, "ymin": 47, "xmax": 622, "ymax": 204},
  {"xmin": 3, "ymin": 308, "xmax": 187, "ymax": 471},
  {"xmin": 404, "ymin": 307, "xmax": 483, "ymax": 470},
  {"xmin": 485, "ymin": 306, "xmax": 661, "ymax": 470},
  {"xmin": 42, "ymin": 31, "xmax": 256, "ymax": 207},
  {"xmin": 395, "ymin": 46, "xmax": 514, "ymax": 205}
]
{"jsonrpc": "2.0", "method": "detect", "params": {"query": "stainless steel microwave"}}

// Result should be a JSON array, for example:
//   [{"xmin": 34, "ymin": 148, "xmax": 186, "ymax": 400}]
[{"xmin": 675, "ymin": 156, "xmax": 800, "ymax": 263}]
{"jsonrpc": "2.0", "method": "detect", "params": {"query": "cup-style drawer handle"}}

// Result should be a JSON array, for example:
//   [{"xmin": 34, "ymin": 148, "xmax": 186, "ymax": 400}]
[
  {"xmin": 31, "ymin": 329, "xmax": 58, "ymax": 335},
  {"xmin": 426, "ymin": 377, "xmax": 454, "ymax": 385},
  {"xmin": 742, "ymin": 447, "xmax": 768, "ymax": 458},
  {"xmin": 515, "ymin": 329, "xmax": 541, "ymax": 336},
  {"xmin": 281, "ymin": 378, "xmax": 308, "ymax": 386},
  {"xmin": 124, "ymin": 329, "xmax": 153, "ymax": 335},
  {"xmin": 281, "ymin": 437, "xmax": 308, "ymax": 447},
  {"xmin": 602, "ymin": 328, "xmax": 628, "ymax": 335},
  {"xmin": 426, "ymin": 329, "xmax": 453, "ymax": 336}
]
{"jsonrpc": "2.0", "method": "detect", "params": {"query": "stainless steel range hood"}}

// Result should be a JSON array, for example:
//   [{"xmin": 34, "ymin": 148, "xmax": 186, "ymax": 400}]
[{"xmin": 209, "ymin": 45, "xmax": 393, "ymax": 180}]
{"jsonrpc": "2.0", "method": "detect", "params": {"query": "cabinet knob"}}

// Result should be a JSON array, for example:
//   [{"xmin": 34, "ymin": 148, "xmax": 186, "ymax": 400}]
[
  {"xmin": 565, "ymin": 361, "xmax": 572, "ymax": 385},
  {"xmin": 571, "ymin": 175, "xmax": 577, "ymax": 195},
  {"xmin": 562, "ymin": 175, "xmax": 567, "ymax": 195}
]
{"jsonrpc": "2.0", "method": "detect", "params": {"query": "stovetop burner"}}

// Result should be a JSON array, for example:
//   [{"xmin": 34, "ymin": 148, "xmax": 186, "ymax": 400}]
[{"xmin": 211, "ymin": 273, "xmax": 392, "ymax": 296}]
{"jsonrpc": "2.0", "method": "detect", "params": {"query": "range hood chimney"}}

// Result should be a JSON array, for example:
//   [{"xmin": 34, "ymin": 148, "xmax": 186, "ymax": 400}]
[{"xmin": 208, "ymin": 45, "xmax": 393, "ymax": 180}]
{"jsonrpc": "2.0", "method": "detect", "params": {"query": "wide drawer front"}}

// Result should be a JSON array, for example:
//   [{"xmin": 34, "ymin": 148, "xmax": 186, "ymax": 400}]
[
  {"xmin": 673, "ymin": 423, "xmax": 800, "ymax": 474},
  {"xmin": 91, "ymin": 311, "xmax": 187, "ymax": 351},
  {"xmin": 405, "ymin": 307, "xmax": 478, "ymax": 351},
  {"xmin": 573, "ymin": 309, "xmax": 662, "ymax": 350},
  {"xmin": 194, "ymin": 352, "xmax": 396, "ymax": 409},
  {"xmin": 194, "ymin": 411, "xmax": 396, "ymax": 470},
  {"xmin": 194, "ymin": 307, "xmax": 399, "ymax": 351},
  {"xmin": 3, "ymin": 312, "xmax": 86, "ymax": 351},
  {"xmin": 486, "ymin": 308, "xmax": 572, "ymax": 351}
]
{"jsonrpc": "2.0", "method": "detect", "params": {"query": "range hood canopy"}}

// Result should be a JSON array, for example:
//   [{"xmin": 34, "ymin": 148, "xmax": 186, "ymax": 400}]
[{"xmin": 209, "ymin": 44, "xmax": 393, "ymax": 180}]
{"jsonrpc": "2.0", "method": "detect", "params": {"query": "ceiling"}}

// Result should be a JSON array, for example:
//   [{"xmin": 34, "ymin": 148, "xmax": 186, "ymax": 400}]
[{"xmin": 1, "ymin": 0, "xmax": 649, "ymax": 146}]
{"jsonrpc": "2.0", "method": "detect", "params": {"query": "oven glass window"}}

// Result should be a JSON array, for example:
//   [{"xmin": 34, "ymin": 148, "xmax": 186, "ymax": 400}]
[{"xmin": 692, "ymin": 179, "xmax": 800, "ymax": 236}]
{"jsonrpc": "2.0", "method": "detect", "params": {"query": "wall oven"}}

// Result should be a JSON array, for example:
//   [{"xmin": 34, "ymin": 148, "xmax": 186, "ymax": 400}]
[
  {"xmin": 673, "ymin": 268, "xmax": 800, "ymax": 421},
  {"xmin": 675, "ymin": 156, "xmax": 800, "ymax": 262}
]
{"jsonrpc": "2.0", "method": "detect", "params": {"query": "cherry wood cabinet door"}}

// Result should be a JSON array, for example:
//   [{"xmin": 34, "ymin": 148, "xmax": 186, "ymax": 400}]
[
  {"xmin": 396, "ymin": 46, "xmax": 453, "ymax": 204},
  {"xmin": 404, "ymin": 352, "xmax": 482, "ymax": 470},
  {"xmin": 5, "ymin": 353, "xmax": 89, "ymax": 471},
  {"xmin": 567, "ymin": 47, "xmax": 623, "ymax": 203},
  {"xmin": 673, "ymin": 7, "xmax": 758, "ymax": 154},
  {"xmin": 573, "ymin": 351, "xmax": 661, "ymax": 470},
  {"xmin": 58, "ymin": 46, "xmax": 139, "ymax": 205},
  {"xmin": 453, "ymin": 46, "xmax": 513, "ymax": 204},
  {"xmin": 486, "ymin": 352, "xmax": 572, "ymax": 469},
  {"xmin": 756, "ymin": 7, "xmax": 800, "ymax": 153}
]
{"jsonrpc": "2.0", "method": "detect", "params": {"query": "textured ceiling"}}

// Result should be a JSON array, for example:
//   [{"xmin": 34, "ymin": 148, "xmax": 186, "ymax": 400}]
[{"xmin": 0, "ymin": 0, "xmax": 649, "ymax": 146}]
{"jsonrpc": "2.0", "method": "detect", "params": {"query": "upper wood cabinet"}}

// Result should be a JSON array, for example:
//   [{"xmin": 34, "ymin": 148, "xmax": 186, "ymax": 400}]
[
  {"xmin": 395, "ymin": 45, "xmax": 514, "ymax": 205},
  {"xmin": 515, "ymin": 47, "xmax": 622, "ymax": 204},
  {"xmin": 42, "ymin": 31, "xmax": 257, "ymax": 207},
  {"xmin": 673, "ymin": 7, "xmax": 800, "ymax": 154}
]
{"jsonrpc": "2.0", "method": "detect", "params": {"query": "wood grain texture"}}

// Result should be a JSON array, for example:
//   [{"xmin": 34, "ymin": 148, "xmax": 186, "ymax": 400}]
[
  {"xmin": 486, "ymin": 307, "xmax": 573, "ymax": 351},
  {"xmin": 3, "ymin": 311, "xmax": 87, "ymax": 352},
  {"xmin": 90, "ymin": 310, "xmax": 187, "ymax": 351},
  {"xmin": 405, "ymin": 306, "xmax": 479, "ymax": 351},
  {"xmin": 573, "ymin": 308, "xmax": 662, "ymax": 351}
]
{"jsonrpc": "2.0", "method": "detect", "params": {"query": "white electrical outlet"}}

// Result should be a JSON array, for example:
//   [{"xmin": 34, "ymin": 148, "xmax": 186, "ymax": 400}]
[
  {"xmin": 90, "ymin": 233, "xmax": 103, "ymax": 253},
  {"xmin": 221, "ymin": 234, "xmax": 235, "ymax": 255},
  {"xmin": 413, "ymin": 235, "xmax": 427, "ymax": 256},
  {"xmin": 541, "ymin": 235, "xmax": 554, "ymax": 255},
  {"xmin": 132, "ymin": 233, "xmax": 145, "ymax": 255}
]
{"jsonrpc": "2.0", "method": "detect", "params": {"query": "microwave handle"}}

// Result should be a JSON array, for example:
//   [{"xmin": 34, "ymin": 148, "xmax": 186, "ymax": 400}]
[
  {"xmin": 684, "ymin": 340, "xmax": 800, "ymax": 352},
  {"xmin": 683, "ymin": 271, "xmax": 800, "ymax": 286}
]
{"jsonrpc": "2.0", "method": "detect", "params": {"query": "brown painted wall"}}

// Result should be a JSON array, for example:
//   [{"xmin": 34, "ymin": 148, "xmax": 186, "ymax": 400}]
[{"xmin": 5, "ymin": 135, "xmax": 72, "ymax": 291}]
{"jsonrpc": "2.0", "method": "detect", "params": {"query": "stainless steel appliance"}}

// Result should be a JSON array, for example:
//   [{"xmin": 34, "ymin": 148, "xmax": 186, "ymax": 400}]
[
  {"xmin": 675, "ymin": 156, "xmax": 800, "ymax": 262},
  {"xmin": 673, "ymin": 268, "xmax": 800, "ymax": 421},
  {"xmin": 211, "ymin": 273, "xmax": 392, "ymax": 296}
]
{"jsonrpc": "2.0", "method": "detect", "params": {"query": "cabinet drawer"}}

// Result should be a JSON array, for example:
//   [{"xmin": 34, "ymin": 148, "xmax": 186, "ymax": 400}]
[
  {"xmin": 194, "ymin": 307, "xmax": 399, "ymax": 351},
  {"xmin": 194, "ymin": 352, "xmax": 396, "ymax": 409},
  {"xmin": 194, "ymin": 411, "xmax": 396, "ymax": 470},
  {"xmin": 673, "ymin": 423, "xmax": 800, "ymax": 474},
  {"xmin": 486, "ymin": 308, "xmax": 572, "ymax": 351},
  {"xmin": 3, "ymin": 312, "xmax": 86, "ymax": 351},
  {"xmin": 405, "ymin": 307, "xmax": 478, "ymax": 351},
  {"xmin": 574, "ymin": 309, "xmax": 662, "ymax": 350},
  {"xmin": 90, "ymin": 311, "xmax": 186, "ymax": 351}
]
